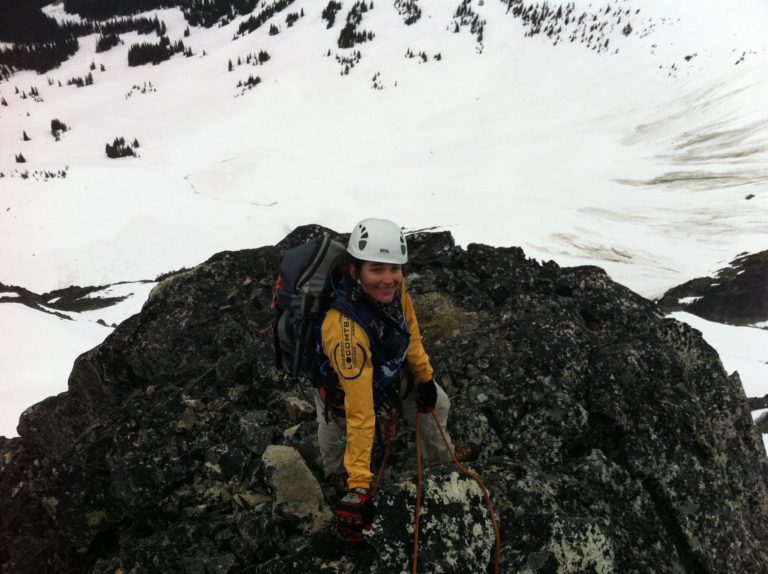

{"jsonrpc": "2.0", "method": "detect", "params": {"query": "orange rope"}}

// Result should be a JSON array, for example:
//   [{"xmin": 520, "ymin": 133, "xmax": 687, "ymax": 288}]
[
  {"xmin": 379, "ymin": 409, "xmax": 502, "ymax": 574},
  {"xmin": 371, "ymin": 408, "xmax": 398, "ymax": 498},
  {"xmin": 412, "ymin": 410, "xmax": 424, "ymax": 574},
  {"xmin": 429, "ymin": 409, "xmax": 502, "ymax": 574}
]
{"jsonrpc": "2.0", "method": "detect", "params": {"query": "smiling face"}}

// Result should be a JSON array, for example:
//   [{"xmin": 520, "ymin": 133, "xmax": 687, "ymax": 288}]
[{"xmin": 351, "ymin": 260, "xmax": 403, "ymax": 304}]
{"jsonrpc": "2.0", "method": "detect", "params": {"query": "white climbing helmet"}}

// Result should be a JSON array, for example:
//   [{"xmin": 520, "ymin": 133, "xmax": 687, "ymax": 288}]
[{"xmin": 347, "ymin": 218, "xmax": 408, "ymax": 264}]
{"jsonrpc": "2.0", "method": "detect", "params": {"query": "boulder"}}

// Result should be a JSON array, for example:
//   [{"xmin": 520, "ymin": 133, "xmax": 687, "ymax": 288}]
[
  {"xmin": 261, "ymin": 445, "xmax": 332, "ymax": 535},
  {"xmin": 1, "ymin": 225, "xmax": 767, "ymax": 573},
  {"xmin": 368, "ymin": 466, "xmax": 496, "ymax": 573}
]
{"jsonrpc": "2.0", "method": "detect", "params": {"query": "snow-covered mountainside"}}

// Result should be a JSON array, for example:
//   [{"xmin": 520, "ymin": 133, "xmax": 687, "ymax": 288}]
[
  {"xmin": 1, "ymin": 0, "xmax": 767, "ymax": 438},
  {"xmin": 2, "ymin": 0, "xmax": 766, "ymax": 294}
]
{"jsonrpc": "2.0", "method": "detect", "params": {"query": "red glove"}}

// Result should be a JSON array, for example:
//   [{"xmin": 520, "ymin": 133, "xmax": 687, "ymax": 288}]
[{"xmin": 335, "ymin": 487, "xmax": 374, "ymax": 542}]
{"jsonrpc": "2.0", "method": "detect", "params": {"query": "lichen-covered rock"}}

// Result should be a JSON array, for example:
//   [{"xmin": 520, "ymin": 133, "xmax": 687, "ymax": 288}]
[
  {"xmin": 261, "ymin": 445, "xmax": 332, "ymax": 534},
  {"xmin": 1, "ymin": 225, "xmax": 767, "ymax": 573},
  {"xmin": 369, "ymin": 467, "xmax": 496, "ymax": 573}
]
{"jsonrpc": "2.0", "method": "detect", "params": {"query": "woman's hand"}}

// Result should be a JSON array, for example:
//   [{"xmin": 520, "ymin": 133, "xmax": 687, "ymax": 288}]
[{"xmin": 416, "ymin": 379, "xmax": 438, "ymax": 412}]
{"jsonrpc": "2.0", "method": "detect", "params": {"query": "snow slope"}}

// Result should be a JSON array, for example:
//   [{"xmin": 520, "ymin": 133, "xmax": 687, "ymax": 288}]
[
  {"xmin": 1, "ymin": 0, "xmax": 767, "ymax": 437},
  {"xmin": 0, "ymin": 282, "xmax": 155, "ymax": 437}
]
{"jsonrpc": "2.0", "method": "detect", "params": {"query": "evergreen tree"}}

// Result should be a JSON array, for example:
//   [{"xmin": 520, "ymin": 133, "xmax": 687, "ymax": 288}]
[
  {"xmin": 105, "ymin": 136, "xmax": 135, "ymax": 158},
  {"xmin": 228, "ymin": 59, "xmax": 233, "ymax": 72},
  {"xmin": 321, "ymin": 1, "xmax": 342, "ymax": 28},
  {"xmin": 0, "ymin": 36, "xmax": 79, "ymax": 73},
  {"xmin": 15, "ymin": 153, "xmax": 26, "ymax": 163},
  {"xmin": 127, "ymin": 38, "xmax": 184, "ymax": 66},
  {"xmin": 23, "ymin": 131, "xmax": 30, "ymax": 141},
  {"xmin": 51, "ymin": 118, "xmax": 69, "ymax": 141},
  {"xmin": 96, "ymin": 32, "xmax": 121, "ymax": 53}
]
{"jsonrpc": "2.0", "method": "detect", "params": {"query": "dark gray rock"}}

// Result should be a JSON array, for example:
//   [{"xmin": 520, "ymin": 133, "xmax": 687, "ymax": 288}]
[
  {"xmin": 1, "ymin": 226, "xmax": 767, "ymax": 573},
  {"xmin": 0, "ymin": 280, "xmax": 141, "ymax": 315},
  {"xmin": 369, "ymin": 465, "xmax": 496, "ymax": 573},
  {"xmin": 755, "ymin": 412, "xmax": 768, "ymax": 434},
  {"xmin": 658, "ymin": 249, "xmax": 768, "ymax": 326}
]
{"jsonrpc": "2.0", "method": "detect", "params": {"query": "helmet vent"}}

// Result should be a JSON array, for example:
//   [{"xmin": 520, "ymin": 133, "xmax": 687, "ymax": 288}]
[{"xmin": 347, "ymin": 218, "xmax": 407, "ymax": 264}]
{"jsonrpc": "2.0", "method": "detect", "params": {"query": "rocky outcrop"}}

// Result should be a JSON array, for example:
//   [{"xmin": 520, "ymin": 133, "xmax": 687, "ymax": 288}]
[
  {"xmin": 658, "ymin": 249, "xmax": 768, "ymax": 326},
  {"xmin": 1, "ymin": 225, "xmax": 767, "ymax": 573},
  {"xmin": 0, "ymin": 280, "xmax": 146, "ymax": 318}
]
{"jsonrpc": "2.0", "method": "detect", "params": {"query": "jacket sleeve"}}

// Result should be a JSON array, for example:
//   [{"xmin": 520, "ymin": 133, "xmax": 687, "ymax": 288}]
[
  {"xmin": 321, "ymin": 308, "xmax": 376, "ymax": 490},
  {"xmin": 401, "ymin": 284, "xmax": 434, "ymax": 384}
]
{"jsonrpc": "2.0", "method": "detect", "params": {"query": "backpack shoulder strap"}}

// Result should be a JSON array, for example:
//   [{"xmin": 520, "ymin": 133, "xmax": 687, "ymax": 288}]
[{"xmin": 327, "ymin": 287, "xmax": 386, "ymax": 363}]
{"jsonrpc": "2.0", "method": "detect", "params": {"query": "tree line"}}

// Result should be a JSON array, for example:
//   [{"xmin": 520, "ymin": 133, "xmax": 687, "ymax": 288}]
[
  {"xmin": 0, "ymin": 0, "xmax": 264, "ymax": 74},
  {"xmin": 236, "ymin": 0, "xmax": 295, "ymax": 37},
  {"xmin": 128, "ymin": 37, "xmax": 188, "ymax": 67},
  {"xmin": 0, "ymin": 7, "xmax": 169, "ymax": 73},
  {"xmin": 338, "ymin": 1, "xmax": 375, "ymax": 49},
  {"xmin": 62, "ymin": 0, "xmax": 172, "ymax": 21}
]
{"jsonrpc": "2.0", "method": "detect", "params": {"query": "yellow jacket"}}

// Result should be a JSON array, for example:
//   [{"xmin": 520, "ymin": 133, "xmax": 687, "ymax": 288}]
[{"xmin": 320, "ymin": 281, "xmax": 433, "ymax": 489}]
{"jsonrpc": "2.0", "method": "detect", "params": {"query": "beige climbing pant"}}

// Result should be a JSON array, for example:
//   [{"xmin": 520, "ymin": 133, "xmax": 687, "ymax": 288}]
[{"xmin": 314, "ymin": 374, "xmax": 455, "ymax": 477}]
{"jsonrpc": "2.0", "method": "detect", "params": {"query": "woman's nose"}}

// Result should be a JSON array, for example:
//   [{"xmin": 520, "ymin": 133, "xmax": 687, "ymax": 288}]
[{"xmin": 383, "ymin": 271, "xmax": 399, "ymax": 283}]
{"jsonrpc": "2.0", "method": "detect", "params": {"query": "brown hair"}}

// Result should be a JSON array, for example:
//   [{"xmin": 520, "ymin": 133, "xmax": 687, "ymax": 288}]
[
  {"xmin": 330, "ymin": 251, "xmax": 407, "ymax": 282},
  {"xmin": 330, "ymin": 251, "xmax": 362, "ymax": 281}
]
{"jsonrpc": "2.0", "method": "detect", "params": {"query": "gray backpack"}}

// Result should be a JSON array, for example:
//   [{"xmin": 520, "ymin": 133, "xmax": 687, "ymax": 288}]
[{"xmin": 269, "ymin": 235, "xmax": 346, "ymax": 379}]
